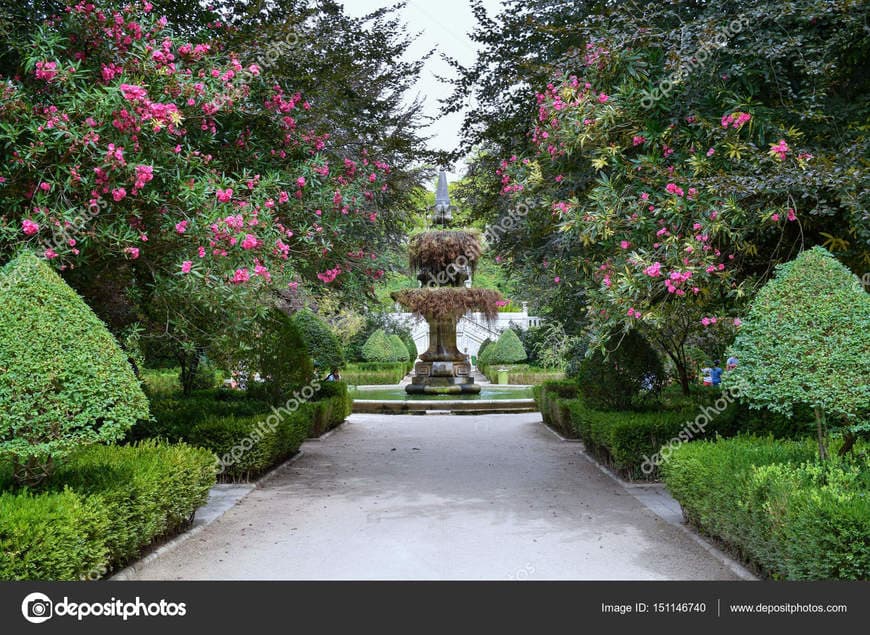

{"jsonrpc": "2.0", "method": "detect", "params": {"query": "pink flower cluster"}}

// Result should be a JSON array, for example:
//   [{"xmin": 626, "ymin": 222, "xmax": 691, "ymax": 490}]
[
  {"xmin": 721, "ymin": 111, "xmax": 751, "ymax": 129},
  {"xmin": 317, "ymin": 267, "xmax": 341, "ymax": 284},
  {"xmin": 216, "ymin": 188, "xmax": 233, "ymax": 203},
  {"xmin": 35, "ymin": 61, "xmax": 59, "ymax": 82},
  {"xmin": 665, "ymin": 182, "xmax": 684, "ymax": 197},
  {"xmin": 769, "ymin": 139, "xmax": 789, "ymax": 160},
  {"xmin": 22, "ymin": 219, "xmax": 40, "ymax": 236}
]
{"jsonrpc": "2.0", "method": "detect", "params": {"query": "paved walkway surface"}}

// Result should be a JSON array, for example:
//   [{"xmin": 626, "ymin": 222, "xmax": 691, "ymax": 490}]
[{"xmin": 124, "ymin": 413, "xmax": 742, "ymax": 580}]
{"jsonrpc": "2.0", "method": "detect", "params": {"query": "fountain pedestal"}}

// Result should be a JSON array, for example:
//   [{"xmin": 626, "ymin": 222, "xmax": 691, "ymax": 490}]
[{"xmin": 406, "ymin": 315, "xmax": 480, "ymax": 394}]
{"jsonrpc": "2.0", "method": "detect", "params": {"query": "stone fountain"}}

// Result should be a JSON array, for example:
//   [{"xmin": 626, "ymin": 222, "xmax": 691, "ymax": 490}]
[{"xmin": 392, "ymin": 171, "xmax": 503, "ymax": 394}]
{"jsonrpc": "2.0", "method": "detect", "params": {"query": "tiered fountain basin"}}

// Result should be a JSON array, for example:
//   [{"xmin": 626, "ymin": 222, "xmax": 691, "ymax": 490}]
[{"xmin": 350, "ymin": 384, "xmax": 537, "ymax": 414}]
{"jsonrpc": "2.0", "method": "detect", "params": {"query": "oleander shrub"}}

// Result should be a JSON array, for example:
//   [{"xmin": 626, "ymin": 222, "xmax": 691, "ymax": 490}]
[
  {"xmin": 662, "ymin": 436, "xmax": 869, "ymax": 579},
  {"xmin": 293, "ymin": 308, "xmax": 345, "ymax": 371},
  {"xmin": 578, "ymin": 329, "xmax": 664, "ymax": 411},
  {"xmin": 0, "ymin": 252, "xmax": 150, "ymax": 486}
]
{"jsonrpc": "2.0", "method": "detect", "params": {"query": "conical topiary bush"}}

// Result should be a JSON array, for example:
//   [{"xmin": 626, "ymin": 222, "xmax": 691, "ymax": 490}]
[
  {"xmin": 0, "ymin": 252, "xmax": 150, "ymax": 486},
  {"xmin": 488, "ymin": 329, "xmax": 528, "ymax": 365},
  {"xmin": 361, "ymin": 329, "xmax": 395, "ymax": 362},
  {"xmin": 388, "ymin": 334, "xmax": 410, "ymax": 362}
]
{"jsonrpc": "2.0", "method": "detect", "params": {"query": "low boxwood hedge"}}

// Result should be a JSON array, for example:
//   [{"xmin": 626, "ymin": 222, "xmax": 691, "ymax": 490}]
[
  {"xmin": 0, "ymin": 441, "xmax": 215, "ymax": 581},
  {"xmin": 342, "ymin": 362, "xmax": 407, "ymax": 385},
  {"xmin": 566, "ymin": 395, "xmax": 742, "ymax": 479},
  {"xmin": 662, "ymin": 436, "xmax": 869, "ymax": 580},
  {"xmin": 534, "ymin": 381, "xmax": 580, "ymax": 438},
  {"xmin": 310, "ymin": 382, "xmax": 352, "ymax": 437}
]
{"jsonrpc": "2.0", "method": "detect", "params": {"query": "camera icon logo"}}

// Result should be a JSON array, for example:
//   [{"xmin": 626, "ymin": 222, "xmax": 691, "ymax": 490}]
[{"xmin": 21, "ymin": 592, "xmax": 53, "ymax": 624}]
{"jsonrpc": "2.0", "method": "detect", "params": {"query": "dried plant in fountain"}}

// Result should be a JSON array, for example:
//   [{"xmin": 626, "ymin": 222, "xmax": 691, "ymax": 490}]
[
  {"xmin": 391, "ymin": 287, "xmax": 503, "ymax": 321},
  {"xmin": 408, "ymin": 230, "xmax": 483, "ymax": 273}
]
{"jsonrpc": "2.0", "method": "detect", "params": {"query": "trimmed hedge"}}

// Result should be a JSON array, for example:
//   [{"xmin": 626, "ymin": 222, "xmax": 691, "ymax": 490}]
[
  {"xmin": 662, "ymin": 436, "xmax": 869, "ymax": 579},
  {"xmin": 342, "ymin": 362, "xmax": 407, "ymax": 385},
  {"xmin": 0, "ymin": 488, "xmax": 109, "ymax": 581},
  {"xmin": 566, "ymin": 395, "xmax": 742, "ymax": 479},
  {"xmin": 310, "ymin": 382, "xmax": 352, "ymax": 437},
  {"xmin": 533, "ymin": 381, "xmax": 580, "ymax": 438},
  {"xmin": 361, "ymin": 329, "xmax": 396, "ymax": 362},
  {"xmin": 292, "ymin": 308, "xmax": 344, "ymax": 371},
  {"xmin": 0, "ymin": 441, "xmax": 215, "ymax": 580},
  {"xmin": 190, "ymin": 407, "xmax": 312, "ymax": 482},
  {"xmin": 486, "ymin": 364, "xmax": 565, "ymax": 385}
]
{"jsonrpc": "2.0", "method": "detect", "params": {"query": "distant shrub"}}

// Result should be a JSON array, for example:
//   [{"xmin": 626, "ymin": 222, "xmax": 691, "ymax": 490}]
[{"xmin": 0, "ymin": 252, "xmax": 150, "ymax": 486}]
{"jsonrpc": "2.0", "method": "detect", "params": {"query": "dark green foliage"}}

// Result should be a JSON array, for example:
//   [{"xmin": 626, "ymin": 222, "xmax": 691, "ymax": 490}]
[
  {"xmin": 726, "ymin": 247, "xmax": 870, "ymax": 458},
  {"xmin": 0, "ymin": 441, "xmax": 214, "ymax": 580},
  {"xmin": 310, "ymin": 382, "xmax": 352, "ymax": 437},
  {"xmin": 0, "ymin": 252, "xmax": 150, "ymax": 486},
  {"xmin": 566, "ymin": 396, "xmax": 742, "ymax": 480},
  {"xmin": 486, "ymin": 328, "xmax": 527, "ymax": 365},
  {"xmin": 476, "ymin": 338, "xmax": 493, "ymax": 362},
  {"xmin": 388, "ymin": 334, "xmax": 410, "ymax": 362},
  {"xmin": 252, "ymin": 309, "xmax": 314, "ymax": 405},
  {"xmin": 578, "ymin": 330, "xmax": 664, "ymax": 411},
  {"xmin": 189, "ymin": 407, "xmax": 312, "ymax": 482},
  {"xmin": 662, "ymin": 436, "xmax": 869, "ymax": 579},
  {"xmin": 361, "ymin": 329, "xmax": 397, "ymax": 362},
  {"xmin": 533, "ymin": 381, "xmax": 580, "ymax": 438},
  {"xmin": 400, "ymin": 333, "xmax": 418, "ymax": 362},
  {"xmin": 293, "ymin": 308, "xmax": 345, "ymax": 370}
]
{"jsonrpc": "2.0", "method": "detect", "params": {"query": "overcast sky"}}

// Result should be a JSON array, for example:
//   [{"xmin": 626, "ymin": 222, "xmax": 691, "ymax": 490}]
[{"xmin": 341, "ymin": 0, "xmax": 504, "ymax": 187}]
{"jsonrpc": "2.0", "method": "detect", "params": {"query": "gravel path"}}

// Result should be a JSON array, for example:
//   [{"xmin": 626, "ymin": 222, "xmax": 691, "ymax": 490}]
[{"xmin": 123, "ymin": 413, "xmax": 742, "ymax": 580}]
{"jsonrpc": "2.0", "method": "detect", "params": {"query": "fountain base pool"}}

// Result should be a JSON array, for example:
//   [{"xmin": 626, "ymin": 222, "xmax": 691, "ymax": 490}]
[{"xmin": 350, "ymin": 385, "xmax": 537, "ymax": 414}]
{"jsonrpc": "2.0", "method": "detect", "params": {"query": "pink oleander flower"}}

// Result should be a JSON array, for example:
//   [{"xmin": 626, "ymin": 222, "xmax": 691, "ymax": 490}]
[
  {"xmin": 597, "ymin": 93, "xmax": 609, "ymax": 103},
  {"xmin": 232, "ymin": 268, "xmax": 250, "ymax": 284},
  {"xmin": 181, "ymin": 260, "xmax": 192, "ymax": 273},
  {"xmin": 620, "ymin": 240, "xmax": 631, "ymax": 249},
  {"xmin": 644, "ymin": 262, "xmax": 662, "ymax": 277},
  {"xmin": 119, "ymin": 83, "xmax": 148, "ymax": 102},
  {"xmin": 706, "ymin": 147, "xmax": 715, "ymax": 157},
  {"xmin": 733, "ymin": 318, "xmax": 742, "ymax": 327},
  {"xmin": 241, "ymin": 234, "xmax": 259, "ymax": 250},
  {"xmin": 112, "ymin": 188, "xmax": 127, "ymax": 201},
  {"xmin": 198, "ymin": 246, "xmax": 206, "ymax": 258},
  {"xmin": 665, "ymin": 183, "xmax": 684, "ymax": 197},
  {"xmin": 632, "ymin": 135, "xmax": 646, "ymax": 146},
  {"xmin": 771, "ymin": 213, "xmax": 780, "ymax": 222},
  {"xmin": 640, "ymin": 192, "xmax": 649, "ymax": 201},
  {"xmin": 787, "ymin": 208, "xmax": 797, "ymax": 222},
  {"xmin": 39, "ymin": 182, "xmax": 51, "ymax": 192},
  {"xmin": 22, "ymin": 219, "xmax": 40, "ymax": 236},
  {"xmin": 35, "ymin": 61, "xmax": 59, "ymax": 82},
  {"xmin": 701, "ymin": 317, "xmax": 711, "ymax": 326},
  {"xmin": 44, "ymin": 248, "xmax": 58, "ymax": 259},
  {"xmin": 554, "ymin": 276, "xmax": 561, "ymax": 284},
  {"xmin": 125, "ymin": 247, "xmax": 140, "ymax": 259},
  {"xmin": 296, "ymin": 176, "xmax": 306, "ymax": 187},
  {"xmin": 175, "ymin": 220, "xmax": 188, "ymax": 234},
  {"xmin": 769, "ymin": 139, "xmax": 789, "ymax": 160},
  {"xmin": 216, "ymin": 188, "xmax": 233, "ymax": 203}
]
